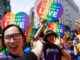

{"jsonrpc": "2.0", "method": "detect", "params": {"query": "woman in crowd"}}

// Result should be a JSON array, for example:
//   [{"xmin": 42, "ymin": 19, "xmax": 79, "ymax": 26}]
[
  {"xmin": 66, "ymin": 37, "xmax": 78, "ymax": 60},
  {"xmin": 41, "ymin": 28, "xmax": 71, "ymax": 60}
]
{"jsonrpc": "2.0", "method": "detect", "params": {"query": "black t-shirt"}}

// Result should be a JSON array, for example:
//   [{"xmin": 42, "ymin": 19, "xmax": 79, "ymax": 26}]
[{"xmin": 0, "ymin": 52, "xmax": 37, "ymax": 60}]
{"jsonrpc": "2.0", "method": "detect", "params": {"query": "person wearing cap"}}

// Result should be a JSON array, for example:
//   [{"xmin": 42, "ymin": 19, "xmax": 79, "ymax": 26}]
[{"xmin": 41, "ymin": 28, "xmax": 71, "ymax": 60}]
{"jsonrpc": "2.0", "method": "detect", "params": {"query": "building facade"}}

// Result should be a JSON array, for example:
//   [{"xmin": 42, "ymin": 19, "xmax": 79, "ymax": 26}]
[
  {"xmin": 0, "ymin": 0, "xmax": 11, "ymax": 21},
  {"xmin": 60, "ymin": 0, "xmax": 80, "ymax": 30}
]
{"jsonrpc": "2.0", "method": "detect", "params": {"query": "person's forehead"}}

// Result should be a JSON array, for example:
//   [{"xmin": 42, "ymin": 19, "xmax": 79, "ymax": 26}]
[
  {"xmin": 6, "ymin": 26, "xmax": 19, "ymax": 31},
  {"xmin": 4, "ymin": 26, "xmax": 20, "ymax": 35}
]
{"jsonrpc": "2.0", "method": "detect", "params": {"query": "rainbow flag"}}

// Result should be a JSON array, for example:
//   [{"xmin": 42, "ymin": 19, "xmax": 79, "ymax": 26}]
[{"xmin": 48, "ymin": 22, "xmax": 65, "ymax": 38}]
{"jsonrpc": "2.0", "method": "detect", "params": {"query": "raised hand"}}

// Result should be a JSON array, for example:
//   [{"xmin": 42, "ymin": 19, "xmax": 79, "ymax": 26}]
[
  {"xmin": 53, "ymin": 38, "xmax": 63, "ymax": 49},
  {"xmin": 40, "ymin": 18, "xmax": 46, "ymax": 25},
  {"xmin": 53, "ymin": 38, "xmax": 61, "ymax": 46},
  {"xmin": 75, "ymin": 20, "xmax": 80, "ymax": 27}
]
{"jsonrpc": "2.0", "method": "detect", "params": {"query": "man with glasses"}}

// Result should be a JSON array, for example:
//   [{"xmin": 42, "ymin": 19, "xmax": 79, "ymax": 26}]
[{"xmin": 0, "ymin": 24, "xmax": 43, "ymax": 60}]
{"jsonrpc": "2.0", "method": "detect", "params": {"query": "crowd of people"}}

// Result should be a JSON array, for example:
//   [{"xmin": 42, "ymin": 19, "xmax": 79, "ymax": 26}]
[{"xmin": 0, "ymin": 19, "xmax": 80, "ymax": 60}]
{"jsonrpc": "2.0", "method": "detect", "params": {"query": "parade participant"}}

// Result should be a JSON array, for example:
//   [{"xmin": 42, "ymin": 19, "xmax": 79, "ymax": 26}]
[
  {"xmin": 61, "ymin": 25, "xmax": 72, "ymax": 60},
  {"xmin": 66, "ymin": 37, "xmax": 78, "ymax": 60},
  {"xmin": 76, "ymin": 34, "xmax": 80, "ymax": 60},
  {"xmin": 61, "ymin": 25, "xmax": 71, "ymax": 45},
  {"xmin": 0, "ymin": 27, "xmax": 9, "ymax": 54},
  {"xmin": 75, "ymin": 20, "xmax": 80, "ymax": 27},
  {"xmin": 0, "ymin": 27, "xmax": 2, "ymax": 48},
  {"xmin": 0, "ymin": 32, "xmax": 3, "ymax": 54},
  {"xmin": 42, "ymin": 28, "xmax": 71, "ymax": 60},
  {"xmin": 0, "ymin": 24, "xmax": 43, "ymax": 60},
  {"xmin": 0, "ymin": 31, "xmax": 2, "ymax": 49}
]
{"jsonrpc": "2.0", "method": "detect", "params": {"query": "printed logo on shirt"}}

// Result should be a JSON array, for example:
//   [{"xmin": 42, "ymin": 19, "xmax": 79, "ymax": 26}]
[{"xmin": 46, "ymin": 48, "xmax": 59, "ymax": 55}]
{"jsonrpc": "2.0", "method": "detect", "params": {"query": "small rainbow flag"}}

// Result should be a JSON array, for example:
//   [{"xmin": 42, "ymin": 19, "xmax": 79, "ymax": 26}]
[{"xmin": 48, "ymin": 22, "xmax": 65, "ymax": 38}]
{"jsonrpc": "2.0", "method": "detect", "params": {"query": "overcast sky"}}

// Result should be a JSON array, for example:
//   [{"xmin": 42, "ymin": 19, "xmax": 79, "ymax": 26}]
[
  {"xmin": 73, "ymin": 0, "xmax": 80, "ymax": 9},
  {"xmin": 10, "ymin": 0, "xmax": 34, "ymax": 14},
  {"xmin": 10, "ymin": 0, "xmax": 80, "ymax": 14}
]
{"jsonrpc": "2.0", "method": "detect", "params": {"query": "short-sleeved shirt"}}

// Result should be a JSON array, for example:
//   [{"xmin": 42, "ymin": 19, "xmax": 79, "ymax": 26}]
[
  {"xmin": 66, "ymin": 45, "xmax": 77, "ymax": 60},
  {"xmin": 42, "ymin": 44, "xmax": 62, "ymax": 60}
]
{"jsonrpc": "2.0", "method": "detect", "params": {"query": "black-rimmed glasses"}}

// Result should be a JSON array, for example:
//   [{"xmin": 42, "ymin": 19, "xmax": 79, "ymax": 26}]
[{"xmin": 4, "ymin": 33, "xmax": 21, "ymax": 41}]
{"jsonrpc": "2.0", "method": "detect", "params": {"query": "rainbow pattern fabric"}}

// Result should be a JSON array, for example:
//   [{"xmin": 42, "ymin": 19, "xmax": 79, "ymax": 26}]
[
  {"xmin": 48, "ymin": 22, "xmax": 65, "ymax": 38},
  {"xmin": 1, "ymin": 12, "xmax": 30, "ymax": 32},
  {"xmin": 36, "ymin": 0, "xmax": 63, "ymax": 23}
]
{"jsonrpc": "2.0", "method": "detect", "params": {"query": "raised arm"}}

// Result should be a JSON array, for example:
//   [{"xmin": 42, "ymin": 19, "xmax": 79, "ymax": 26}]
[
  {"xmin": 31, "ymin": 40, "xmax": 43, "ymax": 59},
  {"xmin": 75, "ymin": 20, "xmax": 80, "ymax": 27},
  {"xmin": 34, "ymin": 19, "xmax": 45, "ymax": 40},
  {"xmin": 54, "ymin": 38, "xmax": 71, "ymax": 60}
]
